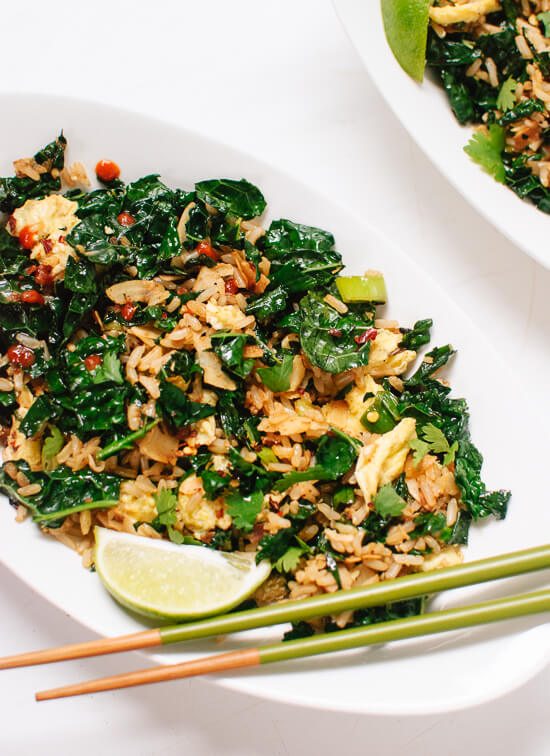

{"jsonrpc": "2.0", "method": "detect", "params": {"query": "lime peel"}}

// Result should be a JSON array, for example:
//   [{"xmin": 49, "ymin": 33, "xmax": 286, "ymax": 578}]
[
  {"xmin": 381, "ymin": 0, "xmax": 432, "ymax": 82},
  {"xmin": 94, "ymin": 526, "xmax": 271, "ymax": 620}
]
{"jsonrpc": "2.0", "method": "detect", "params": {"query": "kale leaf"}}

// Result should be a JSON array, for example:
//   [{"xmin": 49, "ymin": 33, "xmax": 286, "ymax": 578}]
[
  {"xmin": 0, "ymin": 461, "xmax": 120, "ymax": 525},
  {"xmin": 0, "ymin": 134, "xmax": 66, "ymax": 213},
  {"xmin": 211, "ymin": 332, "xmax": 254, "ymax": 378},
  {"xmin": 157, "ymin": 380, "xmax": 216, "ymax": 429},
  {"xmin": 298, "ymin": 293, "xmax": 374, "ymax": 374},
  {"xmin": 195, "ymin": 178, "xmax": 266, "ymax": 219},
  {"xmin": 257, "ymin": 352, "xmax": 293, "ymax": 392}
]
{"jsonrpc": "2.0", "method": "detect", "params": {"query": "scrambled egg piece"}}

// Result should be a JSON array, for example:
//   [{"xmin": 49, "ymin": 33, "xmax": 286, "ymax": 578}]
[
  {"xmin": 205, "ymin": 302, "xmax": 253, "ymax": 331},
  {"xmin": 116, "ymin": 480, "xmax": 158, "ymax": 522},
  {"xmin": 176, "ymin": 473, "xmax": 230, "ymax": 534},
  {"xmin": 429, "ymin": 0, "xmax": 500, "ymax": 26},
  {"xmin": 322, "ymin": 373, "xmax": 381, "ymax": 437},
  {"xmin": 366, "ymin": 330, "xmax": 416, "ymax": 378},
  {"xmin": 10, "ymin": 195, "xmax": 79, "ymax": 276},
  {"xmin": 355, "ymin": 418, "xmax": 417, "ymax": 503},
  {"xmin": 192, "ymin": 416, "xmax": 217, "ymax": 447},
  {"xmin": 421, "ymin": 546, "xmax": 463, "ymax": 571}
]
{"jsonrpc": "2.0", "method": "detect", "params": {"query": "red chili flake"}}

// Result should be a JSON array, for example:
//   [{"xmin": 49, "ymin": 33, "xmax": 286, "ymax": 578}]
[
  {"xmin": 354, "ymin": 328, "xmax": 378, "ymax": 346},
  {"xmin": 224, "ymin": 277, "xmax": 239, "ymax": 295},
  {"xmin": 7, "ymin": 215, "xmax": 16, "ymax": 234},
  {"xmin": 41, "ymin": 238, "xmax": 54, "ymax": 254},
  {"xmin": 6, "ymin": 344, "xmax": 35, "ymax": 368},
  {"xmin": 58, "ymin": 235, "xmax": 66, "ymax": 244},
  {"xmin": 117, "ymin": 211, "xmax": 135, "ymax": 227},
  {"xmin": 84, "ymin": 354, "xmax": 102, "ymax": 371},
  {"xmin": 121, "ymin": 301, "xmax": 137, "ymax": 321},
  {"xmin": 216, "ymin": 508, "xmax": 224, "ymax": 518},
  {"xmin": 21, "ymin": 289, "xmax": 45, "ymax": 305},
  {"xmin": 328, "ymin": 328, "xmax": 342, "ymax": 338},
  {"xmin": 24, "ymin": 265, "xmax": 38, "ymax": 275},
  {"xmin": 18, "ymin": 226, "xmax": 37, "ymax": 250},
  {"xmin": 161, "ymin": 312, "xmax": 168, "ymax": 320},
  {"xmin": 95, "ymin": 159, "xmax": 120, "ymax": 183},
  {"xmin": 34, "ymin": 264, "xmax": 54, "ymax": 289},
  {"xmin": 196, "ymin": 240, "xmax": 219, "ymax": 261}
]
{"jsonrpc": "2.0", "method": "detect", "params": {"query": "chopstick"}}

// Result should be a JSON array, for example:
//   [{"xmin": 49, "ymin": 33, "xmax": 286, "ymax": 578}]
[
  {"xmin": 2, "ymin": 543, "xmax": 549, "ymax": 671},
  {"xmin": 35, "ymin": 588, "xmax": 550, "ymax": 700}
]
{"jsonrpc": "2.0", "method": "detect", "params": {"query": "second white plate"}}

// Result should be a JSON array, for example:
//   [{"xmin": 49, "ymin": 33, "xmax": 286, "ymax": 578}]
[{"xmin": 334, "ymin": 0, "xmax": 550, "ymax": 270}]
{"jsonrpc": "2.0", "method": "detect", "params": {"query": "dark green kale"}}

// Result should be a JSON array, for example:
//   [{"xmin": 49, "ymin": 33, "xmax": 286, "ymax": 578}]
[
  {"xmin": 274, "ymin": 432, "xmax": 358, "ymax": 491},
  {"xmin": 67, "ymin": 175, "xmax": 188, "ymax": 277},
  {"xmin": 0, "ymin": 461, "xmax": 120, "ymax": 525},
  {"xmin": 246, "ymin": 286, "xmax": 289, "ymax": 322},
  {"xmin": 263, "ymin": 219, "xmax": 335, "ymax": 257},
  {"xmin": 20, "ymin": 396, "xmax": 58, "ymax": 437},
  {"xmin": 0, "ymin": 134, "xmax": 66, "ymax": 213},
  {"xmin": 298, "ymin": 293, "xmax": 375, "ymax": 374},
  {"xmin": 157, "ymin": 380, "xmax": 216, "ymax": 429},
  {"xmin": 498, "ymin": 98, "xmax": 545, "ymax": 125},
  {"xmin": 211, "ymin": 333, "xmax": 254, "ymax": 378},
  {"xmin": 503, "ymin": 153, "xmax": 550, "ymax": 213},
  {"xmin": 201, "ymin": 470, "xmax": 228, "ymax": 500},
  {"xmin": 194, "ymin": 178, "xmax": 266, "ymax": 219},
  {"xmin": 400, "ymin": 318, "xmax": 433, "ymax": 350},
  {"xmin": 0, "ymin": 227, "xmax": 28, "ymax": 275},
  {"xmin": 398, "ymin": 346, "xmax": 510, "ymax": 522},
  {"xmin": 257, "ymin": 352, "xmax": 293, "ymax": 392}
]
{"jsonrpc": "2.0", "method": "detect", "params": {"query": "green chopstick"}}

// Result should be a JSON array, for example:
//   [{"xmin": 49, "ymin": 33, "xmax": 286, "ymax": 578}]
[
  {"xmin": 36, "ymin": 587, "xmax": 550, "ymax": 700},
  {"xmin": 160, "ymin": 543, "xmax": 550, "ymax": 647},
  {"xmin": 2, "ymin": 543, "xmax": 549, "ymax": 671}
]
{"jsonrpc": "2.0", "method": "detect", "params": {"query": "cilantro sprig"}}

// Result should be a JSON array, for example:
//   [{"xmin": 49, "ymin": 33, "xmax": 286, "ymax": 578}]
[
  {"xmin": 153, "ymin": 488, "xmax": 184, "ymax": 544},
  {"xmin": 409, "ymin": 423, "xmax": 458, "ymax": 467},
  {"xmin": 496, "ymin": 77, "xmax": 517, "ymax": 112},
  {"xmin": 463, "ymin": 124, "xmax": 505, "ymax": 183}
]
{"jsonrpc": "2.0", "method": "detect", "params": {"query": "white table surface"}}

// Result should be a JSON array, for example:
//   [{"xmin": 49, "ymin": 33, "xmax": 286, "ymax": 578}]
[{"xmin": 1, "ymin": 1, "xmax": 549, "ymax": 754}]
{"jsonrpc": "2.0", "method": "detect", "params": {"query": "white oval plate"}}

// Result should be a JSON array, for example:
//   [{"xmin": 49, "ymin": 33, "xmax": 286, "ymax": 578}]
[
  {"xmin": 0, "ymin": 94, "xmax": 548, "ymax": 715},
  {"xmin": 333, "ymin": 0, "xmax": 550, "ymax": 270}
]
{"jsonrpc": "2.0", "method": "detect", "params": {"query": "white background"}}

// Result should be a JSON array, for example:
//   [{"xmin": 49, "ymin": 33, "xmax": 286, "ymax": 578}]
[{"xmin": 1, "ymin": 1, "xmax": 549, "ymax": 754}]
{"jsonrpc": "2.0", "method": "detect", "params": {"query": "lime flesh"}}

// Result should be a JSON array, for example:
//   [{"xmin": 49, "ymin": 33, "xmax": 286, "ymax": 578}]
[
  {"xmin": 94, "ymin": 527, "xmax": 271, "ymax": 620},
  {"xmin": 381, "ymin": 0, "xmax": 432, "ymax": 82}
]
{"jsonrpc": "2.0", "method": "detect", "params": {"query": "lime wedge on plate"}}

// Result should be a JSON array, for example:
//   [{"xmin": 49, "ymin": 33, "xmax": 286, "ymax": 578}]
[
  {"xmin": 94, "ymin": 527, "xmax": 271, "ymax": 620},
  {"xmin": 381, "ymin": 0, "xmax": 432, "ymax": 82}
]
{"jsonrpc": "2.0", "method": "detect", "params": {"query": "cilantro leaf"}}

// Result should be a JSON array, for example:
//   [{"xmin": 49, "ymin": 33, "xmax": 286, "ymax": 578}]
[
  {"xmin": 226, "ymin": 489, "xmax": 263, "ymax": 532},
  {"xmin": 41, "ymin": 426, "xmax": 64, "ymax": 471},
  {"xmin": 152, "ymin": 488, "xmax": 184, "ymax": 544},
  {"xmin": 273, "ymin": 545, "xmax": 308, "ymax": 573},
  {"xmin": 496, "ymin": 77, "xmax": 517, "ymax": 112},
  {"xmin": 538, "ymin": 11, "xmax": 550, "ymax": 36},
  {"xmin": 154, "ymin": 488, "xmax": 178, "ymax": 526},
  {"xmin": 257, "ymin": 353, "xmax": 294, "ymax": 392},
  {"xmin": 463, "ymin": 124, "xmax": 505, "ymax": 183},
  {"xmin": 409, "ymin": 437, "xmax": 430, "ymax": 466},
  {"xmin": 409, "ymin": 423, "xmax": 458, "ymax": 466},
  {"xmin": 422, "ymin": 423, "xmax": 452, "ymax": 453},
  {"xmin": 373, "ymin": 484, "xmax": 406, "ymax": 519},
  {"xmin": 92, "ymin": 351, "xmax": 124, "ymax": 385}
]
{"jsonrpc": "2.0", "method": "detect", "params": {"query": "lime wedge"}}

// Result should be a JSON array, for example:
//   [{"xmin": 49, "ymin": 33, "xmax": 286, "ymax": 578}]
[
  {"xmin": 381, "ymin": 0, "xmax": 432, "ymax": 82},
  {"xmin": 94, "ymin": 527, "xmax": 271, "ymax": 620}
]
